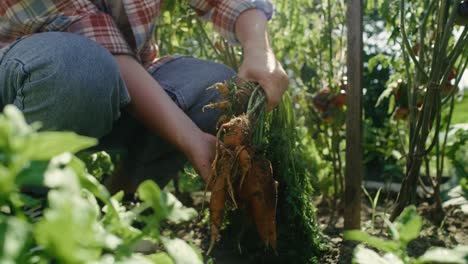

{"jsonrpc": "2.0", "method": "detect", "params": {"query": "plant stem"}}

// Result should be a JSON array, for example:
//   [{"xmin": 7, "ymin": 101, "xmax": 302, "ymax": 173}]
[{"xmin": 400, "ymin": 0, "xmax": 429, "ymax": 81}]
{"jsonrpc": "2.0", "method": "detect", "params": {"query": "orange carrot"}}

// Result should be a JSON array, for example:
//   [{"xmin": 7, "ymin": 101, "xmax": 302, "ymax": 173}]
[
  {"xmin": 207, "ymin": 166, "xmax": 227, "ymax": 255},
  {"xmin": 236, "ymin": 146, "xmax": 252, "ymax": 188},
  {"xmin": 238, "ymin": 155, "xmax": 278, "ymax": 250},
  {"xmin": 221, "ymin": 115, "xmax": 250, "ymax": 147},
  {"xmin": 207, "ymin": 113, "xmax": 278, "ymax": 253}
]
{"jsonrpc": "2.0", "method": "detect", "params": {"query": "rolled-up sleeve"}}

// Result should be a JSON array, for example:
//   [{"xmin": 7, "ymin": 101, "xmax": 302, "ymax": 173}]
[
  {"xmin": 189, "ymin": 0, "xmax": 274, "ymax": 44},
  {"xmin": 0, "ymin": 0, "xmax": 133, "ymax": 56}
]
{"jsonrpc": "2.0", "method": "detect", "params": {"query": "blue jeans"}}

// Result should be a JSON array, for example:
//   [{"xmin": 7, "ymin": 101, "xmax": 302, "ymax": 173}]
[{"xmin": 0, "ymin": 32, "xmax": 235, "ymax": 188}]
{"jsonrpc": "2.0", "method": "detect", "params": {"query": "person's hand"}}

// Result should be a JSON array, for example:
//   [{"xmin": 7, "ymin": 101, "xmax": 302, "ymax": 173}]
[
  {"xmin": 234, "ymin": 9, "xmax": 289, "ymax": 111},
  {"xmin": 238, "ymin": 46, "xmax": 289, "ymax": 111},
  {"xmin": 185, "ymin": 131, "xmax": 217, "ymax": 185}
]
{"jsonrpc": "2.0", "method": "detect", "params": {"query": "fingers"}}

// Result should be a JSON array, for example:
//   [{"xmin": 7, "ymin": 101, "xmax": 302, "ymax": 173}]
[
  {"xmin": 261, "ymin": 68, "xmax": 289, "ymax": 111},
  {"xmin": 238, "ymin": 60, "xmax": 289, "ymax": 111},
  {"xmin": 187, "ymin": 132, "xmax": 217, "ymax": 184}
]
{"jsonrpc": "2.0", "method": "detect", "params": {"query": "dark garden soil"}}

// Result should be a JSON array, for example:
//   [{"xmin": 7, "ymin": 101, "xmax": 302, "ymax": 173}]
[
  {"xmin": 165, "ymin": 191, "xmax": 467, "ymax": 264},
  {"xmin": 316, "ymin": 197, "xmax": 467, "ymax": 264}
]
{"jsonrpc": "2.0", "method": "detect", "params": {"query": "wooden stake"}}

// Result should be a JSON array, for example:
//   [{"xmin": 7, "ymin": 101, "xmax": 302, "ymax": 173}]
[{"xmin": 344, "ymin": 0, "xmax": 363, "ymax": 230}]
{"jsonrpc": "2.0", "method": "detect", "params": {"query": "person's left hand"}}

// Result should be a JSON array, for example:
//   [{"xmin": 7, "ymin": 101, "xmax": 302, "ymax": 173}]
[
  {"xmin": 238, "ymin": 47, "xmax": 289, "ymax": 111},
  {"xmin": 186, "ymin": 131, "xmax": 217, "ymax": 186}
]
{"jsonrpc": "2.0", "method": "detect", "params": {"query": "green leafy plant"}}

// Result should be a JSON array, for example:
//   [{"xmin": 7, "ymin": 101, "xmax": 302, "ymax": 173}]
[
  {"xmin": 362, "ymin": 186, "xmax": 382, "ymax": 230},
  {"xmin": 0, "ymin": 105, "xmax": 202, "ymax": 264},
  {"xmin": 444, "ymin": 128, "xmax": 468, "ymax": 196},
  {"xmin": 344, "ymin": 206, "xmax": 468, "ymax": 264},
  {"xmin": 387, "ymin": 0, "xmax": 468, "ymax": 220}
]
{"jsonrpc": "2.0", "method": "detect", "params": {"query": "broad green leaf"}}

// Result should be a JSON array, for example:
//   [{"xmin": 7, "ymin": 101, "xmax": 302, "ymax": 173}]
[
  {"xmin": 397, "ymin": 214, "xmax": 422, "ymax": 244},
  {"xmin": 0, "ymin": 215, "xmax": 31, "ymax": 263},
  {"xmin": 0, "ymin": 165, "xmax": 15, "ymax": 194},
  {"xmin": 419, "ymin": 245, "xmax": 468, "ymax": 264},
  {"xmin": 353, "ymin": 245, "xmax": 402, "ymax": 264},
  {"xmin": 80, "ymin": 172, "xmax": 112, "ymax": 202},
  {"xmin": 162, "ymin": 237, "xmax": 203, "ymax": 264},
  {"xmin": 165, "ymin": 192, "xmax": 197, "ymax": 223},
  {"xmin": 15, "ymin": 160, "xmax": 48, "ymax": 187},
  {"xmin": 35, "ymin": 188, "xmax": 111, "ymax": 263},
  {"xmin": 93, "ymin": 254, "xmax": 156, "ymax": 264},
  {"xmin": 344, "ymin": 230, "xmax": 400, "ymax": 254},
  {"xmin": 116, "ymin": 255, "xmax": 156, "ymax": 264},
  {"xmin": 3, "ymin": 105, "xmax": 32, "ymax": 136},
  {"xmin": 43, "ymin": 154, "xmax": 80, "ymax": 192},
  {"xmin": 90, "ymin": 255, "xmax": 115, "ymax": 264},
  {"xmin": 137, "ymin": 180, "xmax": 168, "ymax": 221},
  {"xmin": 146, "ymin": 252, "xmax": 175, "ymax": 264},
  {"xmin": 36, "ymin": 156, "xmax": 118, "ymax": 262},
  {"xmin": 395, "ymin": 206, "xmax": 422, "ymax": 244},
  {"xmin": 68, "ymin": 156, "xmax": 120, "ymax": 217},
  {"xmin": 102, "ymin": 197, "xmax": 141, "ymax": 244},
  {"xmin": 189, "ymin": 242, "xmax": 203, "ymax": 263},
  {"xmin": 24, "ymin": 132, "xmax": 97, "ymax": 160}
]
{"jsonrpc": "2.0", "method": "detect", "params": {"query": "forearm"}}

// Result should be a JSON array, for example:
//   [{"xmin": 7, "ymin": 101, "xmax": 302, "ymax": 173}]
[
  {"xmin": 235, "ymin": 9, "xmax": 270, "ymax": 51},
  {"xmin": 114, "ymin": 55, "xmax": 202, "ymax": 157},
  {"xmin": 234, "ymin": 9, "xmax": 289, "ymax": 110}
]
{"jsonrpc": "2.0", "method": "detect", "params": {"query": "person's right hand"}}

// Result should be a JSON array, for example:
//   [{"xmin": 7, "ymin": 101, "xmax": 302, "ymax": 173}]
[{"xmin": 238, "ymin": 46, "xmax": 289, "ymax": 111}]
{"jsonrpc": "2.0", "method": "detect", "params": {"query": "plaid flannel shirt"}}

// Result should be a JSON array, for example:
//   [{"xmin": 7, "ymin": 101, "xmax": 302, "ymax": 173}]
[{"xmin": 0, "ymin": 0, "xmax": 273, "ymax": 70}]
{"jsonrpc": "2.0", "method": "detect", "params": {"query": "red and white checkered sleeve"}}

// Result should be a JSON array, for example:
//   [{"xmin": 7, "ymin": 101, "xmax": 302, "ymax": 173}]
[
  {"xmin": 189, "ymin": 0, "xmax": 273, "ymax": 44},
  {"xmin": 0, "ymin": 0, "xmax": 134, "ymax": 57}
]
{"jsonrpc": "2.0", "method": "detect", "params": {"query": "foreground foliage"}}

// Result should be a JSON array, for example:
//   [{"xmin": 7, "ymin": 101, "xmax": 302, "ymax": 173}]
[
  {"xmin": 344, "ymin": 206, "xmax": 468, "ymax": 264},
  {"xmin": 0, "ymin": 105, "xmax": 202, "ymax": 264}
]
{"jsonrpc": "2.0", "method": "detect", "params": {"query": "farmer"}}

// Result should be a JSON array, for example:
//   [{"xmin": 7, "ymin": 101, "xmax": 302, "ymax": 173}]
[{"xmin": 0, "ymin": 1, "xmax": 288, "ymax": 193}]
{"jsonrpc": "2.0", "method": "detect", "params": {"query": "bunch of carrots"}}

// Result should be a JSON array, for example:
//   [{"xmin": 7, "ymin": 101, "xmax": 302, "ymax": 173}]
[{"xmin": 203, "ymin": 80, "xmax": 278, "ymax": 255}]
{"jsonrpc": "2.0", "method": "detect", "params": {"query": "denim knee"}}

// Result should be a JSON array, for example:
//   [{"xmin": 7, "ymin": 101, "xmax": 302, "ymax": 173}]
[
  {"xmin": 150, "ymin": 57, "xmax": 236, "ymax": 135},
  {"xmin": 0, "ymin": 32, "xmax": 130, "ymax": 138},
  {"xmin": 187, "ymin": 60, "xmax": 236, "ymax": 135}
]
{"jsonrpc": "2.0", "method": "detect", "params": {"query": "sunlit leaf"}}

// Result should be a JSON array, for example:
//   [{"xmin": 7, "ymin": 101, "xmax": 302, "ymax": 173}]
[
  {"xmin": 43, "ymin": 154, "xmax": 80, "ymax": 192},
  {"xmin": 146, "ymin": 252, "xmax": 175, "ymax": 264},
  {"xmin": 419, "ymin": 245, "xmax": 468, "ymax": 264},
  {"xmin": 0, "ymin": 215, "xmax": 31, "ymax": 263},
  {"xmin": 344, "ymin": 230, "xmax": 400, "ymax": 254},
  {"xmin": 137, "ymin": 180, "xmax": 168, "ymax": 221},
  {"xmin": 353, "ymin": 245, "xmax": 402, "ymax": 264},
  {"xmin": 24, "ymin": 132, "xmax": 97, "ymax": 160},
  {"xmin": 15, "ymin": 160, "xmax": 48, "ymax": 187},
  {"xmin": 162, "ymin": 237, "xmax": 203, "ymax": 264},
  {"xmin": 35, "ymin": 189, "xmax": 104, "ymax": 263},
  {"xmin": 165, "ymin": 192, "xmax": 197, "ymax": 223},
  {"xmin": 395, "ymin": 206, "xmax": 422, "ymax": 244},
  {"xmin": 3, "ymin": 105, "xmax": 33, "ymax": 136}
]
